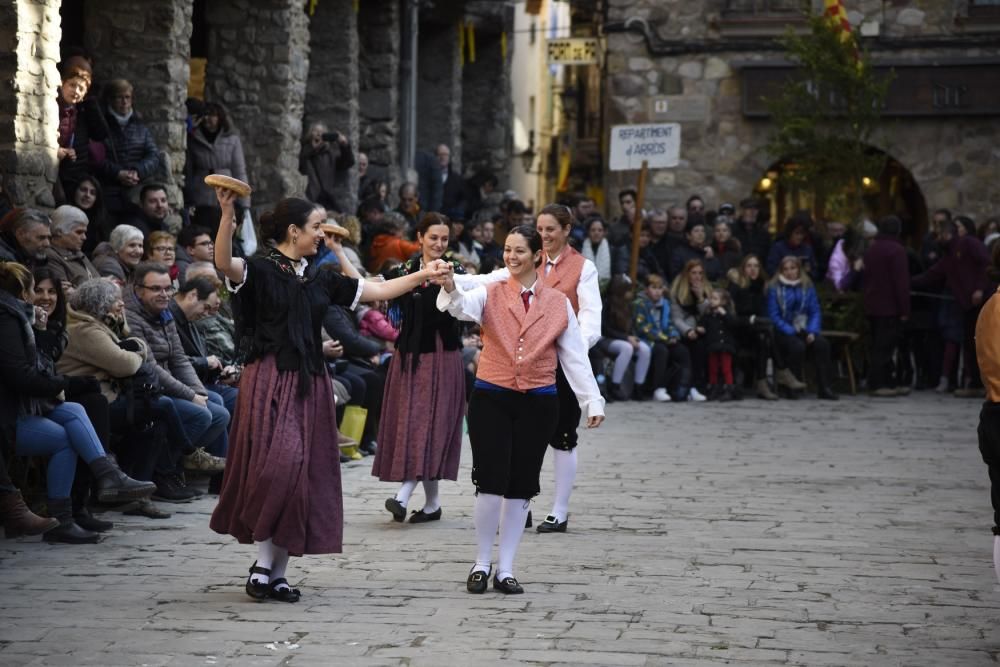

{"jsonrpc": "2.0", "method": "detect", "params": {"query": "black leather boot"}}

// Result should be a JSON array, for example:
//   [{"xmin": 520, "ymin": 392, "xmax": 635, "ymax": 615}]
[
  {"xmin": 43, "ymin": 498, "xmax": 100, "ymax": 544},
  {"xmin": 72, "ymin": 475, "xmax": 113, "ymax": 532},
  {"xmin": 89, "ymin": 456, "xmax": 157, "ymax": 504}
]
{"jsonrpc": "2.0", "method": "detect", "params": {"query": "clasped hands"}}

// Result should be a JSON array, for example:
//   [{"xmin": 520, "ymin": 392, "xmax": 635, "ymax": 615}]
[{"xmin": 424, "ymin": 260, "xmax": 454, "ymax": 288}]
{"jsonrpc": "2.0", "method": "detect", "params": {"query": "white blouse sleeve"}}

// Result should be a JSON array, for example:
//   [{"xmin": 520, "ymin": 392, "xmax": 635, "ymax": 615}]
[
  {"xmin": 454, "ymin": 267, "xmax": 510, "ymax": 290},
  {"xmin": 224, "ymin": 258, "xmax": 249, "ymax": 293},
  {"xmin": 556, "ymin": 299, "xmax": 606, "ymax": 419},
  {"xmin": 435, "ymin": 283, "xmax": 488, "ymax": 324},
  {"xmin": 576, "ymin": 259, "xmax": 603, "ymax": 349}
]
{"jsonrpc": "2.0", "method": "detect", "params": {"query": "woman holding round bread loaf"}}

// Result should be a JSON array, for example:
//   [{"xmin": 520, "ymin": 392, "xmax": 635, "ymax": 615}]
[{"xmin": 207, "ymin": 178, "xmax": 452, "ymax": 603}]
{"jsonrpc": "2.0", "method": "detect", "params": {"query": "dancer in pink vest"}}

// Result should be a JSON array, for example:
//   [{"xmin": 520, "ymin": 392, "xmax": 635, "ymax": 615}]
[{"xmin": 437, "ymin": 224, "xmax": 604, "ymax": 595}]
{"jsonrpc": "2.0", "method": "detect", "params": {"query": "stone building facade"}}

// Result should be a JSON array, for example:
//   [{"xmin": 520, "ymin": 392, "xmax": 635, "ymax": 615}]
[
  {"xmin": 602, "ymin": 0, "xmax": 1000, "ymax": 234},
  {"xmin": 0, "ymin": 0, "xmax": 514, "ymax": 216}
]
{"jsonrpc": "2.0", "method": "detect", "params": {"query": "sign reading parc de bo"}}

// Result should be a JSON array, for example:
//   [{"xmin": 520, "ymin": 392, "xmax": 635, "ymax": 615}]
[
  {"xmin": 546, "ymin": 38, "xmax": 599, "ymax": 65},
  {"xmin": 608, "ymin": 123, "xmax": 681, "ymax": 171}
]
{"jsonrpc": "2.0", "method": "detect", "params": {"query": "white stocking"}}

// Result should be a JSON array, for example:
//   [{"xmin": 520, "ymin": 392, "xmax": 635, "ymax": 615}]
[
  {"xmin": 550, "ymin": 448, "xmax": 578, "ymax": 522},
  {"xmin": 395, "ymin": 480, "xmax": 418, "ymax": 507},
  {"xmin": 497, "ymin": 498, "xmax": 530, "ymax": 581},
  {"xmin": 252, "ymin": 539, "xmax": 275, "ymax": 585},
  {"xmin": 473, "ymin": 493, "xmax": 502, "ymax": 573},
  {"xmin": 270, "ymin": 544, "xmax": 291, "ymax": 591},
  {"xmin": 422, "ymin": 479, "xmax": 440, "ymax": 513}
]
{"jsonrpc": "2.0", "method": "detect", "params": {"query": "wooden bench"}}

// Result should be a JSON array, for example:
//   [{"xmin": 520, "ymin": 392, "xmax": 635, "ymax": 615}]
[{"xmin": 822, "ymin": 330, "xmax": 860, "ymax": 395}]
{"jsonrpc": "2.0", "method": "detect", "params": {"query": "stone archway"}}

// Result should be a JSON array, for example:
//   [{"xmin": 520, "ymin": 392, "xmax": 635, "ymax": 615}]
[{"xmin": 751, "ymin": 148, "xmax": 929, "ymax": 245}]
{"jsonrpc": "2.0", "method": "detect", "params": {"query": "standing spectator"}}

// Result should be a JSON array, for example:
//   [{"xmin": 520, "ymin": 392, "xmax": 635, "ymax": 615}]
[
  {"xmin": 418, "ymin": 144, "xmax": 465, "ymax": 216},
  {"xmin": 711, "ymin": 216, "xmax": 743, "ymax": 275},
  {"xmin": 122, "ymin": 184, "xmax": 171, "ymax": 239},
  {"xmin": 862, "ymin": 215, "xmax": 911, "ymax": 396},
  {"xmin": 669, "ymin": 260, "xmax": 711, "ymax": 401},
  {"xmin": 478, "ymin": 218, "xmax": 503, "ymax": 263},
  {"xmin": 635, "ymin": 222, "xmax": 666, "ymax": 284},
  {"xmin": 670, "ymin": 217, "xmax": 722, "ymax": 282},
  {"xmin": 768, "ymin": 213, "xmax": 819, "ymax": 281},
  {"xmin": 45, "ymin": 206, "xmax": 99, "ymax": 289},
  {"xmin": 608, "ymin": 188, "xmax": 637, "ymax": 248},
  {"xmin": 300, "ymin": 122, "xmax": 355, "ymax": 213},
  {"xmin": 767, "ymin": 256, "xmax": 837, "ymax": 400},
  {"xmin": 71, "ymin": 177, "xmax": 111, "ymax": 255},
  {"xmin": 733, "ymin": 197, "xmax": 771, "ymax": 262},
  {"xmin": 686, "ymin": 194, "xmax": 706, "ymax": 216},
  {"xmin": 92, "ymin": 224, "xmax": 144, "ymax": 285},
  {"xmin": 728, "ymin": 255, "xmax": 785, "ymax": 400},
  {"xmin": 184, "ymin": 102, "xmax": 249, "ymax": 233},
  {"xmin": 464, "ymin": 171, "xmax": 498, "ymax": 224},
  {"xmin": 912, "ymin": 217, "xmax": 991, "ymax": 397},
  {"xmin": 631, "ymin": 274, "xmax": 683, "ymax": 402},
  {"xmin": 448, "ymin": 215, "xmax": 480, "ymax": 272},
  {"xmin": 357, "ymin": 151, "xmax": 371, "ymax": 201},
  {"xmin": 394, "ymin": 183, "xmax": 421, "ymax": 232},
  {"xmin": 700, "ymin": 288, "xmax": 740, "ymax": 401},
  {"xmin": 55, "ymin": 56, "xmax": 106, "ymax": 201},
  {"xmin": 581, "ymin": 217, "xmax": 621, "ymax": 293},
  {"xmin": 0, "ymin": 209, "xmax": 52, "ymax": 269},
  {"xmin": 98, "ymin": 80, "xmax": 162, "ymax": 221}
]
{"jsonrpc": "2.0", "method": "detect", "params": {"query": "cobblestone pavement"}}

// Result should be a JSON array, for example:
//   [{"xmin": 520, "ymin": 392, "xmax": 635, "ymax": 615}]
[{"xmin": 0, "ymin": 393, "xmax": 997, "ymax": 666}]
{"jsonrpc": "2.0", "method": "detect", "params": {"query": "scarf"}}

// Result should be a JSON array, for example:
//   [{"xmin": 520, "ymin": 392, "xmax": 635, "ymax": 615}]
[
  {"xmin": 265, "ymin": 248, "xmax": 320, "ymax": 395},
  {"xmin": 778, "ymin": 275, "xmax": 802, "ymax": 286},
  {"xmin": 582, "ymin": 238, "xmax": 612, "ymax": 283},
  {"xmin": 107, "ymin": 108, "xmax": 134, "ymax": 127}
]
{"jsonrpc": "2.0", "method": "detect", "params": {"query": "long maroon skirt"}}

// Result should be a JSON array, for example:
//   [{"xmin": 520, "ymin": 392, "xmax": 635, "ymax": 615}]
[
  {"xmin": 371, "ymin": 338, "xmax": 465, "ymax": 483},
  {"xmin": 210, "ymin": 355, "xmax": 343, "ymax": 556}
]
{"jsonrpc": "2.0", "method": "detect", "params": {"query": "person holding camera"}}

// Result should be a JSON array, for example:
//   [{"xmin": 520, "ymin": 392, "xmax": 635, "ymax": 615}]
[{"xmin": 300, "ymin": 122, "xmax": 355, "ymax": 214}]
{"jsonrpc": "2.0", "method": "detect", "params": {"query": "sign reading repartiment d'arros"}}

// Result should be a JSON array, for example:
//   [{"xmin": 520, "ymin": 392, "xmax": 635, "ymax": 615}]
[
  {"xmin": 740, "ymin": 60, "xmax": 1000, "ymax": 117},
  {"xmin": 609, "ymin": 123, "xmax": 681, "ymax": 171}
]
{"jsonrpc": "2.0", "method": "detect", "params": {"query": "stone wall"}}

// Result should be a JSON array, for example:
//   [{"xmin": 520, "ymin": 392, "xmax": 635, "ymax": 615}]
[
  {"xmin": 303, "ymin": 0, "xmax": 359, "ymax": 213},
  {"xmin": 0, "ymin": 0, "xmax": 61, "ymax": 208},
  {"xmin": 358, "ymin": 0, "xmax": 400, "ymax": 190},
  {"xmin": 84, "ymin": 0, "xmax": 192, "ymax": 213},
  {"xmin": 205, "ymin": 0, "xmax": 309, "ymax": 209},
  {"xmin": 416, "ymin": 21, "xmax": 462, "ymax": 171},
  {"xmin": 604, "ymin": 0, "xmax": 1000, "ymax": 221}
]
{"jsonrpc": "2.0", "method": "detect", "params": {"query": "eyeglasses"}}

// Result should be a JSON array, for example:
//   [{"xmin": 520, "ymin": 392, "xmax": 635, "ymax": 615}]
[
  {"xmin": 152, "ymin": 246, "xmax": 175, "ymax": 253},
  {"xmin": 193, "ymin": 240, "xmax": 214, "ymax": 247},
  {"xmin": 138, "ymin": 285, "xmax": 175, "ymax": 295}
]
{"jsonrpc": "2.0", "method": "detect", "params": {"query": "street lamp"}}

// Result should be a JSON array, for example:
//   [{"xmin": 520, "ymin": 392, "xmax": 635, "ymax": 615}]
[{"xmin": 519, "ymin": 130, "xmax": 537, "ymax": 173}]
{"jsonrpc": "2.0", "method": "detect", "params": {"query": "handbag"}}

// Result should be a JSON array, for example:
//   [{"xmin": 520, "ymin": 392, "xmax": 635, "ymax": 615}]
[{"xmin": 239, "ymin": 209, "xmax": 258, "ymax": 256}]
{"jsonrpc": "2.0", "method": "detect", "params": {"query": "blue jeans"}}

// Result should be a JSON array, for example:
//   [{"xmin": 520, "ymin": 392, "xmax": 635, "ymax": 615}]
[
  {"xmin": 16, "ymin": 402, "xmax": 106, "ymax": 499},
  {"xmin": 169, "ymin": 391, "xmax": 230, "ymax": 457}
]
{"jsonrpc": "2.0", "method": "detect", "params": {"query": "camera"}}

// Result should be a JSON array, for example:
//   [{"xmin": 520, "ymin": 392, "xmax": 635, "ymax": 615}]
[{"xmin": 321, "ymin": 132, "xmax": 342, "ymax": 142}]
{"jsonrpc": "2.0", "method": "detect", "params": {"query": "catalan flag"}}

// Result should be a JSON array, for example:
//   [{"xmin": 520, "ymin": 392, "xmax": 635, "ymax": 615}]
[{"xmin": 824, "ymin": 0, "xmax": 852, "ymax": 43}]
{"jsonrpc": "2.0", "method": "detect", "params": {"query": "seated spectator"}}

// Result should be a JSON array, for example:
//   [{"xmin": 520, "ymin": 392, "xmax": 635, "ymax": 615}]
[
  {"xmin": 71, "ymin": 176, "xmax": 111, "ymax": 255},
  {"xmin": 767, "ymin": 255, "xmax": 837, "ymax": 400},
  {"xmin": 98, "ymin": 79, "xmax": 163, "ymax": 220},
  {"xmin": 394, "ymin": 182, "xmax": 421, "ymax": 233},
  {"xmin": 300, "ymin": 122, "xmax": 355, "ymax": 213},
  {"xmin": 55, "ymin": 55, "xmax": 106, "ymax": 201},
  {"xmin": 0, "ymin": 208, "xmax": 52, "ymax": 269},
  {"xmin": 186, "ymin": 261, "xmax": 238, "ymax": 365},
  {"xmin": 727, "ymin": 254, "xmax": 784, "ymax": 400},
  {"xmin": 366, "ymin": 212, "xmax": 420, "ymax": 273},
  {"xmin": 598, "ymin": 275, "xmax": 650, "ymax": 401},
  {"xmin": 145, "ymin": 230, "xmax": 180, "ymax": 287},
  {"xmin": 670, "ymin": 259, "xmax": 712, "ymax": 401},
  {"xmin": 478, "ymin": 217, "xmax": 503, "ymax": 263},
  {"xmin": 448, "ymin": 215, "xmax": 480, "ymax": 271},
  {"xmin": 636, "ymin": 222, "xmax": 666, "ymax": 284},
  {"xmin": 45, "ymin": 205, "xmax": 100, "ymax": 289},
  {"xmin": 92, "ymin": 224, "xmax": 144, "ymax": 285},
  {"xmin": 0, "ymin": 454, "xmax": 59, "ymax": 538},
  {"xmin": 122, "ymin": 183, "xmax": 171, "ymax": 239},
  {"xmin": 670, "ymin": 216, "xmax": 723, "ymax": 282},
  {"xmin": 60, "ymin": 278, "xmax": 206, "ymax": 505},
  {"xmin": 711, "ymin": 216, "xmax": 743, "ymax": 276},
  {"xmin": 124, "ymin": 262, "xmax": 230, "ymax": 478},
  {"xmin": 0, "ymin": 262, "xmax": 154, "ymax": 544},
  {"xmin": 175, "ymin": 225, "xmax": 215, "ymax": 279},
  {"xmin": 582, "ymin": 217, "xmax": 625, "ymax": 293},
  {"xmin": 768, "ymin": 213, "xmax": 820, "ymax": 281},
  {"xmin": 356, "ymin": 300, "xmax": 398, "ymax": 354},
  {"xmin": 633, "ymin": 274, "xmax": 690, "ymax": 402},
  {"xmin": 733, "ymin": 198, "xmax": 771, "ymax": 263}
]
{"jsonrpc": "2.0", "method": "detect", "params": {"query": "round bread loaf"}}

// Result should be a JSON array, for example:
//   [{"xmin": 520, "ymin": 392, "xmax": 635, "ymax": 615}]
[
  {"xmin": 204, "ymin": 174, "xmax": 252, "ymax": 198},
  {"xmin": 320, "ymin": 222, "xmax": 351, "ymax": 238}
]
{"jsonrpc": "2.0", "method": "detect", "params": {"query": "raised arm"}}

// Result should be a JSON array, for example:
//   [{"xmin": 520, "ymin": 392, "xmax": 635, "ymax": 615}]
[
  {"xmin": 323, "ymin": 233, "xmax": 363, "ymax": 281},
  {"xmin": 454, "ymin": 266, "xmax": 509, "ymax": 290},
  {"xmin": 359, "ymin": 260, "xmax": 451, "ymax": 303},
  {"xmin": 213, "ymin": 187, "xmax": 246, "ymax": 285}
]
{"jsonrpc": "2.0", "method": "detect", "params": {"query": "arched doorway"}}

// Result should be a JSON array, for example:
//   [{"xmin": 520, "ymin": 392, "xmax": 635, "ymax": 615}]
[{"xmin": 751, "ymin": 149, "xmax": 929, "ymax": 246}]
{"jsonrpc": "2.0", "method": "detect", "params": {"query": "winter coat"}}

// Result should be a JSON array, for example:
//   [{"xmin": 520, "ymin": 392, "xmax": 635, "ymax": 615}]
[
  {"xmin": 44, "ymin": 245, "xmax": 100, "ymax": 287},
  {"xmin": 670, "ymin": 243, "xmax": 722, "ymax": 282},
  {"xmin": 911, "ymin": 235, "xmax": 990, "ymax": 310},
  {"xmin": 367, "ymin": 235, "xmax": 421, "ymax": 273},
  {"xmin": 712, "ymin": 239, "xmax": 743, "ymax": 276},
  {"xmin": 184, "ymin": 126, "xmax": 250, "ymax": 208},
  {"xmin": 357, "ymin": 306, "xmax": 398, "ymax": 343},
  {"xmin": 57, "ymin": 97, "xmax": 108, "ymax": 192},
  {"xmin": 0, "ymin": 233, "xmax": 46, "ymax": 269},
  {"xmin": 699, "ymin": 310, "xmax": 738, "ymax": 354},
  {"xmin": 124, "ymin": 290, "xmax": 205, "ymax": 400},
  {"xmin": 300, "ymin": 141, "xmax": 355, "ymax": 213},
  {"xmin": 634, "ymin": 294, "xmax": 680, "ymax": 343},
  {"xmin": 862, "ymin": 234, "xmax": 911, "ymax": 318},
  {"xmin": 322, "ymin": 304, "xmax": 383, "ymax": 360},
  {"xmin": 671, "ymin": 293, "xmax": 711, "ymax": 336},
  {"xmin": 58, "ymin": 309, "xmax": 148, "ymax": 403},
  {"xmin": 168, "ymin": 301, "xmax": 216, "ymax": 382},
  {"xmin": 767, "ymin": 239, "xmax": 819, "ymax": 281},
  {"xmin": 733, "ymin": 222, "xmax": 771, "ymax": 265},
  {"xmin": 91, "ymin": 242, "xmax": 133, "ymax": 283},
  {"xmin": 767, "ymin": 280, "xmax": 822, "ymax": 336},
  {"xmin": 728, "ymin": 278, "xmax": 769, "ymax": 328},
  {"xmin": 99, "ymin": 111, "xmax": 162, "ymax": 213}
]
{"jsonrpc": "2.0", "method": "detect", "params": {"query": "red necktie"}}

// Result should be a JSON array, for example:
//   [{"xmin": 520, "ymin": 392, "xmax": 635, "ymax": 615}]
[{"xmin": 521, "ymin": 291, "xmax": 531, "ymax": 312}]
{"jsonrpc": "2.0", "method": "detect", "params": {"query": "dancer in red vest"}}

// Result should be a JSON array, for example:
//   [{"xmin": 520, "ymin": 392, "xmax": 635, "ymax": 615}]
[
  {"xmin": 436, "ymin": 224, "xmax": 604, "ymax": 594},
  {"xmin": 454, "ymin": 204, "xmax": 601, "ymax": 533}
]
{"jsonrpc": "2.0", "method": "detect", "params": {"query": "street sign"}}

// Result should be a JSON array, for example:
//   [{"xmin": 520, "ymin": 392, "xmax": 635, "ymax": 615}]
[
  {"xmin": 546, "ymin": 38, "xmax": 599, "ymax": 65},
  {"xmin": 609, "ymin": 123, "xmax": 681, "ymax": 171}
]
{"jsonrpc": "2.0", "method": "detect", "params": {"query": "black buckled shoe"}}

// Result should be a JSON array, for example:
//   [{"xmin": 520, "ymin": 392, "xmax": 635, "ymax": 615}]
[
  {"xmin": 466, "ymin": 565, "xmax": 491, "ymax": 594},
  {"xmin": 536, "ymin": 514, "xmax": 567, "ymax": 533},
  {"xmin": 268, "ymin": 578, "xmax": 301, "ymax": 603},
  {"xmin": 493, "ymin": 574, "xmax": 524, "ymax": 594},
  {"xmin": 408, "ymin": 507, "xmax": 442, "ymax": 523},
  {"xmin": 245, "ymin": 561, "xmax": 271, "ymax": 601},
  {"xmin": 385, "ymin": 498, "xmax": 406, "ymax": 522}
]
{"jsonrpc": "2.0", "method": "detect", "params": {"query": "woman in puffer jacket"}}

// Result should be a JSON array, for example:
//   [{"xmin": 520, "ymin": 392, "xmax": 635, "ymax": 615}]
[{"xmin": 766, "ymin": 255, "xmax": 838, "ymax": 400}]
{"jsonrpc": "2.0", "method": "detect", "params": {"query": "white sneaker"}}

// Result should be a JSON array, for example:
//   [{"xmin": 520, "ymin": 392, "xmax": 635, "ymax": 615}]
[
  {"xmin": 653, "ymin": 388, "xmax": 671, "ymax": 402},
  {"xmin": 687, "ymin": 387, "xmax": 707, "ymax": 402}
]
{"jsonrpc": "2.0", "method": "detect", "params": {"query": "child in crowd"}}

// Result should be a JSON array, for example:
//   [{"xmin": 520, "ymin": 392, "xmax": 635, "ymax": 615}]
[
  {"xmin": 633, "ymin": 274, "xmax": 688, "ymax": 402},
  {"xmin": 356, "ymin": 299, "xmax": 398, "ymax": 363},
  {"xmin": 700, "ymin": 288, "xmax": 740, "ymax": 401}
]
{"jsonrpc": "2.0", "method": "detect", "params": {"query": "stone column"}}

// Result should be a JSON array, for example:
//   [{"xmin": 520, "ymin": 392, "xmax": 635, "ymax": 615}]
[
  {"xmin": 358, "ymin": 0, "xmax": 401, "ymax": 190},
  {"xmin": 0, "ymin": 0, "xmax": 62, "ymax": 208},
  {"xmin": 84, "ymin": 0, "xmax": 193, "ymax": 213},
  {"xmin": 304, "ymin": 0, "xmax": 359, "ymax": 213},
  {"xmin": 205, "ymin": 0, "xmax": 309, "ymax": 209},
  {"xmin": 416, "ymin": 21, "xmax": 462, "ymax": 170}
]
